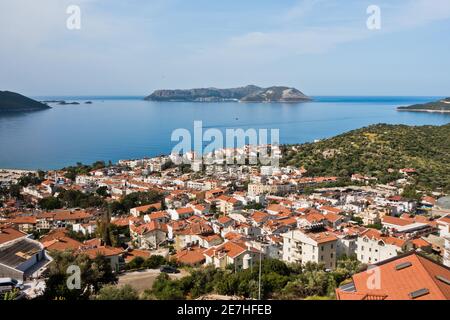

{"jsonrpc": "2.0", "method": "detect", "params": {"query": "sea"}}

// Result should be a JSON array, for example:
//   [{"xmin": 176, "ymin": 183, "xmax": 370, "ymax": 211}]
[{"xmin": 0, "ymin": 96, "xmax": 448, "ymax": 170}]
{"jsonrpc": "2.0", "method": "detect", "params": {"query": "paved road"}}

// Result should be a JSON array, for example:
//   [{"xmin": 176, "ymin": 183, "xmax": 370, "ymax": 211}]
[{"xmin": 118, "ymin": 269, "xmax": 189, "ymax": 293}]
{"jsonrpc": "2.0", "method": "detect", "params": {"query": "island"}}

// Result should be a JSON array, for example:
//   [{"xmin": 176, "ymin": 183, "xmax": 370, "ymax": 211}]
[
  {"xmin": 0, "ymin": 90, "xmax": 51, "ymax": 112},
  {"xmin": 145, "ymin": 85, "xmax": 312, "ymax": 102},
  {"xmin": 397, "ymin": 97, "xmax": 450, "ymax": 113}
]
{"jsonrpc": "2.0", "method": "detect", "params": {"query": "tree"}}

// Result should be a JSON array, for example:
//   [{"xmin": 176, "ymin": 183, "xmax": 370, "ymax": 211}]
[
  {"xmin": 126, "ymin": 257, "xmax": 145, "ymax": 270},
  {"xmin": 40, "ymin": 251, "xmax": 117, "ymax": 300},
  {"xmin": 39, "ymin": 197, "xmax": 62, "ymax": 210},
  {"xmin": 94, "ymin": 285, "xmax": 139, "ymax": 300}
]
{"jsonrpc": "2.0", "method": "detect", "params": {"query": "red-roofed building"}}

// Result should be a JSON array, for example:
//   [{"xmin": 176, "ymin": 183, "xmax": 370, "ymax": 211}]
[{"xmin": 336, "ymin": 252, "xmax": 450, "ymax": 300}]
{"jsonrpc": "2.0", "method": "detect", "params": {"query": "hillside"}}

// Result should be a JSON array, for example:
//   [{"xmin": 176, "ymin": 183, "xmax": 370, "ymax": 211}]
[
  {"xmin": 398, "ymin": 97, "xmax": 450, "ymax": 112},
  {"xmin": 0, "ymin": 91, "xmax": 50, "ymax": 112},
  {"xmin": 145, "ymin": 85, "xmax": 311, "ymax": 102},
  {"xmin": 281, "ymin": 123, "xmax": 450, "ymax": 192}
]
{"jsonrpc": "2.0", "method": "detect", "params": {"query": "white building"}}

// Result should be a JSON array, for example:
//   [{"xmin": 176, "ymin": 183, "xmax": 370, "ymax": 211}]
[
  {"xmin": 356, "ymin": 229, "xmax": 406, "ymax": 265},
  {"xmin": 282, "ymin": 229, "xmax": 338, "ymax": 269}
]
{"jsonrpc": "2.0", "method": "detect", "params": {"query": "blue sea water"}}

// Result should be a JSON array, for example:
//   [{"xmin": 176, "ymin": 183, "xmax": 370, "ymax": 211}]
[{"xmin": 0, "ymin": 96, "xmax": 448, "ymax": 170}]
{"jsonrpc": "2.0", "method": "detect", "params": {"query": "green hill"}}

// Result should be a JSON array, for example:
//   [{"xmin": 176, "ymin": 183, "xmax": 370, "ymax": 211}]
[
  {"xmin": 0, "ymin": 90, "xmax": 50, "ymax": 112},
  {"xmin": 398, "ymin": 97, "xmax": 450, "ymax": 112},
  {"xmin": 281, "ymin": 123, "xmax": 450, "ymax": 192}
]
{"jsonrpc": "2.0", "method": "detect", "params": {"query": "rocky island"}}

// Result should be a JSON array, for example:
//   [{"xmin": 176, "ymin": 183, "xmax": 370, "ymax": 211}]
[
  {"xmin": 0, "ymin": 90, "xmax": 51, "ymax": 112},
  {"xmin": 145, "ymin": 85, "xmax": 311, "ymax": 102},
  {"xmin": 397, "ymin": 97, "xmax": 450, "ymax": 113}
]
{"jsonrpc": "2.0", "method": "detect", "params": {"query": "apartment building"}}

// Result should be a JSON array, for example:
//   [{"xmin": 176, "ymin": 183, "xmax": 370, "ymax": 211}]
[
  {"xmin": 282, "ymin": 228, "xmax": 338, "ymax": 269},
  {"xmin": 356, "ymin": 228, "xmax": 406, "ymax": 265}
]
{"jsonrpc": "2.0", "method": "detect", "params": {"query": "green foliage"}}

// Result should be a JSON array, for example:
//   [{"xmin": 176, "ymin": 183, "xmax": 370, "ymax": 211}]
[
  {"xmin": 143, "ymin": 255, "xmax": 167, "ymax": 269},
  {"xmin": 281, "ymin": 123, "xmax": 450, "ymax": 192},
  {"xmin": 57, "ymin": 189, "xmax": 105, "ymax": 208},
  {"xmin": 148, "ymin": 257, "xmax": 362, "ymax": 300},
  {"xmin": 94, "ymin": 284, "xmax": 139, "ymax": 300},
  {"xmin": 40, "ymin": 251, "xmax": 117, "ymax": 300},
  {"xmin": 39, "ymin": 196, "xmax": 63, "ymax": 210},
  {"xmin": 96, "ymin": 186, "xmax": 109, "ymax": 197},
  {"xmin": 109, "ymin": 190, "xmax": 164, "ymax": 214},
  {"xmin": 18, "ymin": 173, "xmax": 42, "ymax": 187},
  {"xmin": 63, "ymin": 161, "xmax": 106, "ymax": 181}
]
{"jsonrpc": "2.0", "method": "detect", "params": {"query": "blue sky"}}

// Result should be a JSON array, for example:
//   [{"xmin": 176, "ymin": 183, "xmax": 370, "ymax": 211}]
[{"xmin": 0, "ymin": 0, "xmax": 449, "ymax": 96}]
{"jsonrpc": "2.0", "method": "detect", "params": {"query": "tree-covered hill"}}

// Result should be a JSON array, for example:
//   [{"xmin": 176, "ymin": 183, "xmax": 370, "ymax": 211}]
[
  {"xmin": 281, "ymin": 123, "xmax": 450, "ymax": 192},
  {"xmin": 0, "ymin": 90, "xmax": 50, "ymax": 112}
]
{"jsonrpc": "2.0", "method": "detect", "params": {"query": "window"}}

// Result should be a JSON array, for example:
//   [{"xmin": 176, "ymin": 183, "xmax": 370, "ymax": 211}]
[
  {"xmin": 331, "ymin": 253, "xmax": 334, "ymax": 258},
  {"xmin": 321, "ymin": 246, "xmax": 324, "ymax": 251},
  {"xmin": 331, "ymin": 244, "xmax": 334, "ymax": 249},
  {"xmin": 321, "ymin": 255, "xmax": 324, "ymax": 261}
]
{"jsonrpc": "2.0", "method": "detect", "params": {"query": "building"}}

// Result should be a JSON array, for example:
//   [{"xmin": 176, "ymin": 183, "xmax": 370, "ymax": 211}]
[
  {"xmin": 336, "ymin": 252, "xmax": 450, "ymax": 300},
  {"xmin": 282, "ymin": 228, "xmax": 338, "ymax": 269},
  {"xmin": 130, "ymin": 221, "xmax": 167, "ymax": 249},
  {"xmin": 0, "ymin": 228, "xmax": 47, "ymax": 281},
  {"xmin": 203, "ymin": 241, "xmax": 262, "ymax": 270},
  {"xmin": 356, "ymin": 229, "xmax": 406, "ymax": 265},
  {"xmin": 444, "ymin": 236, "xmax": 450, "ymax": 268},
  {"xmin": 130, "ymin": 202, "xmax": 162, "ymax": 217}
]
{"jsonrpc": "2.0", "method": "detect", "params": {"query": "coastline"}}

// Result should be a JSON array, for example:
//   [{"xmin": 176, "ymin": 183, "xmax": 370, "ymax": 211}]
[{"xmin": 397, "ymin": 108, "xmax": 450, "ymax": 113}]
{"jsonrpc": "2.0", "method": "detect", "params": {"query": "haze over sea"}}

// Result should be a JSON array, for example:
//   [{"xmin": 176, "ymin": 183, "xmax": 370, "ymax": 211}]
[{"xmin": 0, "ymin": 96, "xmax": 448, "ymax": 170}]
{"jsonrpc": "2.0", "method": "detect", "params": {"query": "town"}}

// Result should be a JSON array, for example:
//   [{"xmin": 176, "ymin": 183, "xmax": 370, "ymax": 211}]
[{"xmin": 0, "ymin": 146, "xmax": 449, "ymax": 300}]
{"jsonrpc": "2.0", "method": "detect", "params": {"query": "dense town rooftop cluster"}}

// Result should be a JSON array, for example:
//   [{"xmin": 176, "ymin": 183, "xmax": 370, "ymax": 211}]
[{"xmin": 0, "ymin": 148, "xmax": 449, "ymax": 300}]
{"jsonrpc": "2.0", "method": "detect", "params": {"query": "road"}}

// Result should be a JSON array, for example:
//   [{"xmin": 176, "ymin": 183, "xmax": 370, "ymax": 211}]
[{"xmin": 117, "ymin": 268, "xmax": 189, "ymax": 293}]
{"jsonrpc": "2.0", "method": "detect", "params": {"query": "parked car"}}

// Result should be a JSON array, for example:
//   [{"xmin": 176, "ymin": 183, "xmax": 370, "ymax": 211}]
[
  {"xmin": 0, "ymin": 278, "xmax": 24, "ymax": 293},
  {"xmin": 160, "ymin": 265, "xmax": 180, "ymax": 274}
]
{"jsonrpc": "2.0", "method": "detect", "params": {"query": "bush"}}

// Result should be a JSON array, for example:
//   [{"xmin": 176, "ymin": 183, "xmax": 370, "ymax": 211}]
[
  {"xmin": 94, "ymin": 285, "xmax": 139, "ymax": 300},
  {"xmin": 143, "ymin": 255, "xmax": 167, "ymax": 269}
]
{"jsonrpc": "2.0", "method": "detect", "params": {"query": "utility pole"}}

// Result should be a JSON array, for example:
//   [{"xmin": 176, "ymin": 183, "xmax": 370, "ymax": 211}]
[{"xmin": 258, "ymin": 248, "xmax": 262, "ymax": 300}]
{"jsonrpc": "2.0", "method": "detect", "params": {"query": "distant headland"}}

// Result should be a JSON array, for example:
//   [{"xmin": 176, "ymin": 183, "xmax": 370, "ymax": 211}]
[
  {"xmin": 145, "ymin": 85, "xmax": 312, "ymax": 103},
  {"xmin": 398, "ymin": 97, "xmax": 450, "ymax": 113},
  {"xmin": 0, "ymin": 91, "xmax": 51, "ymax": 112}
]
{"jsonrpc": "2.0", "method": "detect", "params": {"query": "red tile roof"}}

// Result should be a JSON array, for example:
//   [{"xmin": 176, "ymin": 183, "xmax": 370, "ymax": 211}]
[{"xmin": 336, "ymin": 253, "xmax": 450, "ymax": 300}]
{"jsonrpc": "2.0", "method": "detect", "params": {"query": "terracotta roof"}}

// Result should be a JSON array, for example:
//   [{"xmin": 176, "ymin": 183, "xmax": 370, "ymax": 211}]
[
  {"xmin": 82, "ymin": 246, "xmax": 124, "ymax": 259},
  {"xmin": 132, "ymin": 202, "xmax": 162, "ymax": 213},
  {"xmin": 336, "ymin": 252, "xmax": 450, "ymax": 300},
  {"xmin": 8, "ymin": 216, "xmax": 37, "ymax": 225},
  {"xmin": 0, "ymin": 227, "xmax": 27, "ymax": 245},
  {"xmin": 175, "ymin": 247, "xmax": 206, "ymax": 265},
  {"xmin": 124, "ymin": 249, "xmax": 151, "ymax": 263},
  {"xmin": 360, "ymin": 228, "xmax": 406, "ymax": 247},
  {"xmin": 382, "ymin": 216, "xmax": 413, "ymax": 227}
]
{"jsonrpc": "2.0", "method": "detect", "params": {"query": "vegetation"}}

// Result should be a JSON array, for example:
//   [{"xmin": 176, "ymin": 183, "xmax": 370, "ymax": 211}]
[
  {"xmin": 148, "ymin": 257, "xmax": 363, "ymax": 300},
  {"xmin": 398, "ymin": 97, "xmax": 450, "ymax": 111},
  {"xmin": 63, "ymin": 161, "xmax": 107, "ymax": 180},
  {"xmin": 108, "ymin": 190, "xmax": 164, "ymax": 214},
  {"xmin": 40, "ymin": 251, "xmax": 117, "ymax": 300},
  {"xmin": 0, "ymin": 90, "xmax": 50, "ymax": 111},
  {"xmin": 126, "ymin": 255, "xmax": 168, "ymax": 270},
  {"xmin": 281, "ymin": 123, "xmax": 450, "ymax": 192},
  {"xmin": 94, "ymin": 285, "xmax": 139, "ymax": 300}
]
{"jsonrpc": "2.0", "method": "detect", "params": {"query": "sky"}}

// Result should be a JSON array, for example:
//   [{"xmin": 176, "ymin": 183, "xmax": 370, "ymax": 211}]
[{"xmin": 0, "ymin": 0, "xmax": 449, "ymax": 96}]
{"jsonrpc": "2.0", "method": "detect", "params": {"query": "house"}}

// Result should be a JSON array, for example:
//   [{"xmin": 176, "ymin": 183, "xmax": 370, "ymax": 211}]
[
  {"xmin": 174, "ymin": 247, "xmax": 206, "ymax": 267},
  {"xmin": 0, "ymin": 228, "xmax": 47, "ymax": 281},
  {"xmin": 81, "ymin": 246, "xmax": 124, "ymax": 272},
  {"xmin": 356, "ymin": 228, "xmax": 406, "ymax": 265},
  {"xmin": 336, "ymin": 252, "xmax": 450, "ymax": 300},
  {"xmin": 130, "ymin": 221, "xmax": 167, "ymax": 249},
  {"xmin": 382, "ymin": 216, "xmax": 434, "ymax": 238},
  {"xmin": 130, "ymin": 202, "xmax": 162, "ymax": 217},
  {"xmin": 282, "ymin": 228, "xmax": 338, "ymax": 269},
  {"xmin": 216, "ymin": 195, "xmax": 242, "ymax": 214},
  {"xmin": 168, "ymin": 207, "xmax": 195, "ymax": 221},
  {"xmin": 143, "ymin": 210, "xmax": 170, "ymax": 224},
  {"xmin": 40, "ymin": 229, "xmax": 84, "ymax": 252},
  {"xmin": 72, "ymin": 221, "xmax": 97, "ymax": 236},
  {"xmin": 203, "ymin": 241, "xmax": 262, "ymax": 270},
  {"xmin": 7, "ymin": 216, "xmax": 37, "ymax": 233}
]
